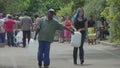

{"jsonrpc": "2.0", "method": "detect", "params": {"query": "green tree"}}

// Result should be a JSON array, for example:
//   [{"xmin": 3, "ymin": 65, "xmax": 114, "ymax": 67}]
[
  {"xmin": 0, "ymin": 0, "xmax": 5, "ymax": 12},
  {"xmin": 57, "ymin": 1, "xmax": 74, "ymax": 18},
  {"xmin": 0, "ymin": 0, "xmax": 27, "ymax": 13},
  {"xmin": 84, "ymin": 0, "xmax": 106, "ymax": 19},
  {"xmin": 0, "ymin": 0, "xmax": 86, "ymax": 16},
  {"xmin": 101, "ymin": 0, "xmax": 120, "ymax": 43}
]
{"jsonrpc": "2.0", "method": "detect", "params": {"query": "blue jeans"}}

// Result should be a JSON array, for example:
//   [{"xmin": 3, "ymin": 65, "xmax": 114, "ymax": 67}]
[
  {"xmin": 73, "ymin": 33, "xmax": 86, "ymax": 62},
  {"xmin": 38, "ymin": 41, "xmax": 51, "ymax": 66},
  {"xmin": 0, "ymin": 33, "xmax": 5, "ymax": 43}
]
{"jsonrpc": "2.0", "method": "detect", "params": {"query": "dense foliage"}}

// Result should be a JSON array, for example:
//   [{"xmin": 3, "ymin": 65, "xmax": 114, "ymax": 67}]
[
  {"xmin": 0, "ymin": 0, "xmax": 85, "ymax": 15},
  {"xmin": 84, "ymin": 0, "xmax": 106, "ymax": 19},
  {"xmin": 101, "ymin": 0, "xmax": 120, "ymax": 43}
]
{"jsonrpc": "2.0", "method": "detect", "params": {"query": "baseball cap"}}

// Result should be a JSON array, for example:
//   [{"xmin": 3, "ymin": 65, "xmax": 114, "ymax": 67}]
[
  {"xmin": 48, "ymin": 8, "xmax": 55, "ymax": 12},
  {"xmin": 48, "ymin": 9, "xmax": 56, "ymax": 14},
  {"xmin": 6, "ymin": 14, "xmax": 11, "ymax": 17}
]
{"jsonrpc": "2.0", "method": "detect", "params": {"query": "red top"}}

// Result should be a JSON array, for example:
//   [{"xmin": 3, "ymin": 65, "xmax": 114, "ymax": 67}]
[
  {"xmin": 65, "ymin": 20, "xmax": 71, "ymax": 27},
  {"xmin": 4, "ymin": 19, "xmax": 16, "ymax": 32}
]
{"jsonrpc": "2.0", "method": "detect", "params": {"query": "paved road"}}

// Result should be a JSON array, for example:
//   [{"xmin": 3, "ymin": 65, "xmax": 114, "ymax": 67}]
[{"xmin": 0, "ymin": 40, "xmax": 120, "ymax": 68}]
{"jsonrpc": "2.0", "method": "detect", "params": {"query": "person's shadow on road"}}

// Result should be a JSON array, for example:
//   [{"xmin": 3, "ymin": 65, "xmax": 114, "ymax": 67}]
[{"xmin": 75, "ymin": 64, "xmax": 92, "ymax": 66}]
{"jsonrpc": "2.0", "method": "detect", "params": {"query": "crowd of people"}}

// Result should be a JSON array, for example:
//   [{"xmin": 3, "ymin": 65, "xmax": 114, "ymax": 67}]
[
  {"xmin": 0, "ymin": 8, "xmax": 109, "ymax": 68},
  {"xmin": 0, "ymin": 12, "xmax": 33, "ymax": 47}
]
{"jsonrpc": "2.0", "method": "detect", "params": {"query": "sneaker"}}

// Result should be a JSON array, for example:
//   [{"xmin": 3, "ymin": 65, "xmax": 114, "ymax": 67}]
[
  {"xmin": 38, "ymin": 62, "xmax": 42, "ymax": 67},
  {"xmin": 73, "ymin": 60, "xmax": 77, "ymax": 65},
  {"xmin": 74, "ymin": 62, "xmax": 77, "ymax": 65},
  {"xmin": 81, "ymin": 60, "xmax": 84, "ymax": 65}
]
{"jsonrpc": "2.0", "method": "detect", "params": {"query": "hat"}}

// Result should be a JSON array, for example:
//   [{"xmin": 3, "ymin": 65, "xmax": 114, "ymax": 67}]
[
  {"xmin": 48, "ymin": 9, "xmax": 55, "ymax": 12},
  {"xmin": 6, "ymin": 14, "xmax": 11, "ymax": 17},
  {"xmin": 48, "ymin": 9, "xmax": 56, "ymax": 15}
]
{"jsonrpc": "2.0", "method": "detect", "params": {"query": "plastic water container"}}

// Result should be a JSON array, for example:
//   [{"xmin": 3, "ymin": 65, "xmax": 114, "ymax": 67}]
[
  {"xmin": 15, "ymin": 31, "xmax": 23, "ymax": 43},
  {"xmin": 71, "ymin": 31, "xmax": 82, "ymax": 47}
]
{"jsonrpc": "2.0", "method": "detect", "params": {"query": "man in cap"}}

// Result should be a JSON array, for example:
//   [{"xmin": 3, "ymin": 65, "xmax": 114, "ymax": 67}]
[{"xmin": 34, "ymin": 9, "xmax": 74, "ymax": 68}]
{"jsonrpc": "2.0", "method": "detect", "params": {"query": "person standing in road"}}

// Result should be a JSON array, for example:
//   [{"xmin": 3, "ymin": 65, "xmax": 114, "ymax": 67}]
[
  {"xmin": 34, "ymin": 9, "xmax": 74, "ymax": 68},
  {"xmin": 4, "ymin": 15, "xmax": 16, "ymax": 47},
  {"xmin": 20, "ymin": 12, "xmax": 33, "ymax": 47},
  {"xmin": 64, "ymin": 15, "xmax": 72, "ymax": 43},
  {"xmin": 72, "ymin": 8, "xmax": 88, "ymax": 65},
  {"xmin": 58, "ymin": 16, "xmax": 66, "ymax": 43}
]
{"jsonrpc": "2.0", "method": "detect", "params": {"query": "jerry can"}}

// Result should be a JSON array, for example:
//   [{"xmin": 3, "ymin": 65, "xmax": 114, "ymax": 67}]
[{"xmin": 71, "ymin": 31, "xmax": 82, "ymax": 47}]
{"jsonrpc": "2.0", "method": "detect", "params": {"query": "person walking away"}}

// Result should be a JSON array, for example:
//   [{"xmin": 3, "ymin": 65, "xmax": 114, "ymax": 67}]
[
  {"xmin": 20, "ymin": 12, "xmax": 33, "ymax": 47},
  {"xmin": 64, "ymin": 16, "xmax": 72, "ymax": 43},
  {"xmin": 72, "ymin": 8, "xmax": 88, "ymax": 65},
  {"xmin": 4, "ymin": 15, "xmax": 16, "ymax": 47},
  {"xmin": 100, "ymin": 17, "xmax": 109, "ymax": 40},
  {"xmin": 33, "ymin": 14, "xmax": 41, "ymax": 31},
  {"xmin": 34, "ymin": 9, "xmax": 74, "ymax": 68},
  {"xmin": 12, "ymin": 14, "xmax": 21, "ymax": 46}
]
